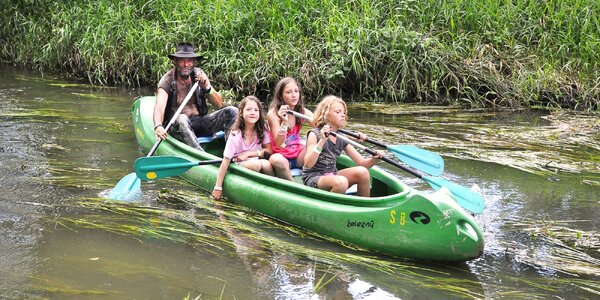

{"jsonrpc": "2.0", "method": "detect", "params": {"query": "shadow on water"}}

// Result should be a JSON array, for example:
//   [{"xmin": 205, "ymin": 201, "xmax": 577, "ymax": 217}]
[{"xmin": 1, "ymin": 65, "xmax": 599, "ymax": 298}]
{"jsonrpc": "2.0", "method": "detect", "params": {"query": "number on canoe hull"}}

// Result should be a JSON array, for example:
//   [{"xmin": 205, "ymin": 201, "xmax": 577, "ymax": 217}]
[
  {"xmin": 390, "ymin": 210, "xmax": 431, "ymax": 226},
  {"xmin": 389, "ymin": 210, "xmax": 406, "ymax": 226}
]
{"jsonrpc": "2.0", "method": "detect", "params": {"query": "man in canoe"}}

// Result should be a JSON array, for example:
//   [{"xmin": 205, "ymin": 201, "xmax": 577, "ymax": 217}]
[{"xmin": 153, "ymin": 42, "xmax": 238, "ymax": 150}]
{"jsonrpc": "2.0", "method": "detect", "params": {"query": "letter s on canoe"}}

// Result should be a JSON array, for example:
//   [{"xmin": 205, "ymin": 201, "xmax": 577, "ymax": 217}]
[{"xmin": 390, "ymin": 210, "xmax": 406, "ymax": 226}]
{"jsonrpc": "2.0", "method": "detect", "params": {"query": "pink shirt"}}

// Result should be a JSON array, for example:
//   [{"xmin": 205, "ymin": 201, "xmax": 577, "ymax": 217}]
[
  {"xmin": 269, "ymin": 122, "xmax": 304, "ymax": 159},
  {"xmin": 223, "ymin": 129, "xmax": 271, "ymax": 160}
]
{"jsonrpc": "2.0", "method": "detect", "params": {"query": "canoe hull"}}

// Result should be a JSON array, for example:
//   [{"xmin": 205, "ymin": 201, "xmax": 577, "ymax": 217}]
[{"xmin": 132, "ymin": 96, "xmax": 484, "ymax": 261}]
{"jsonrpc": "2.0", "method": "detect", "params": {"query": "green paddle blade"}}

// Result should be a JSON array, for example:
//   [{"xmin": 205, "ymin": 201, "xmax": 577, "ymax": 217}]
[
  {"xmin": 134, "ymin": 156, "xmax": 222, "ymax": 180},
  {"xmin": 387, "ymin": 145, "xmax": 444, "ymax": 176},
  {"xmin": 108, "ymin": 172, "xmax": 142, "ymax": 201},
  {"xmin": 134, "ymin": 156, "xmax": 198, "ymax": 180},
  {"xmin": 423, "ymin": 176, "xmax": 485, "ymax": 214}
]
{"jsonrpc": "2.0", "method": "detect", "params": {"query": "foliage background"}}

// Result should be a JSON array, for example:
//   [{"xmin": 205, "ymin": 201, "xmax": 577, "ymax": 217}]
[{"xmin": 1, "ymin": 0, "xmax": 598, "ymax": 110}]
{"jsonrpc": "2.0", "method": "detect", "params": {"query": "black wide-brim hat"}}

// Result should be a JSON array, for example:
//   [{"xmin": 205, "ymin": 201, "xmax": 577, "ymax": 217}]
[{"xmin": 167, "ymin": 42, "xmax": 205, "ymax": 60}]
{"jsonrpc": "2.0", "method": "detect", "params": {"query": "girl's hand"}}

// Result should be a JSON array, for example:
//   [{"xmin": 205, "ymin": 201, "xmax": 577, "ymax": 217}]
[
  {"xmin": 234, "ymin": 152, "xmax": 249, "ymax": 163},
  {"xmin": 373, "ymin": 150, "xmax": 385, "ymax": 159},
  {"xmin": 240, "ymin": 152, "xmax": 249, "ymax": 161},
  {"xmin": 211, "ymin": 188, "xmax": 223, "ymax": 200},
  {"xmin": 320, "ymin": 125, "xmax": 331, "ymax": 140},
  {"xmin": 357, "ymin": 132, "xmax": 367, "ymax": 142},
  {"xmin": 278, "ymin": 105, "xmax": 289, "ymax": 120}
]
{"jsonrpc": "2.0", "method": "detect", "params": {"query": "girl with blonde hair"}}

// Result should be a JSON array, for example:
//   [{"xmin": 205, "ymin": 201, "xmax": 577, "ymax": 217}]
[{"xmin": 302, "ymin": 96, "xmax": 384, "ymax": 197}]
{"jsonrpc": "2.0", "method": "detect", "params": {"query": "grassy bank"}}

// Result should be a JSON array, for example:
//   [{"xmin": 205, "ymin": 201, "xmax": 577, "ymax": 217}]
[{"xmin": 1, "ymin": 0, "xmax": 598, "ymax": 110}]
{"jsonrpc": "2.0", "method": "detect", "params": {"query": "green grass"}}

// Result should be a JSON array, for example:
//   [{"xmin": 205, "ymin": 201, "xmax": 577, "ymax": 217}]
[{"xmin": 1, "ymin": 0, "xmax": 599, "ymax": 110}]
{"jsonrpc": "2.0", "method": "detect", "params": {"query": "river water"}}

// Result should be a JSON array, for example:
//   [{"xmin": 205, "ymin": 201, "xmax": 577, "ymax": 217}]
[{"xmin": 1, "ymin": 65, "xmax": 598, "ymax": 299}]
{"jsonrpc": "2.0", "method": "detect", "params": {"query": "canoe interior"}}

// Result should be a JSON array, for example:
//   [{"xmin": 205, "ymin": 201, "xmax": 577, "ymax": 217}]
[{"xmin": 201, "ymin": 136, "xmax": 405, "ymax": 198}]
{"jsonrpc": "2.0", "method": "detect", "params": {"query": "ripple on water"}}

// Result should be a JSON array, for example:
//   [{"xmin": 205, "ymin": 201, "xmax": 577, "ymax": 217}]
[{"xmin": 0, "ymin": 210, "xmax": 44, "ymax": 297}]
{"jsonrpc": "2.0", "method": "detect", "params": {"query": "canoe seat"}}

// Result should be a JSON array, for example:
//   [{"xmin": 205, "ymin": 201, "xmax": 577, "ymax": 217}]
[
  {"xmin": 290, "ymin": 168, "xmax": 302, "ymax": 177},
  {"xmin": 291, "ymin": 168, "xmax": 304, "ymax": 185},
  {"xmin": 345, "ymin": 184, "xmax": 358, "ymax": 195},
  {"xmin": 290, "ymin": 168, "xmax": 358, "ymax": 194},
  {"xmin": 197, "ymin": 131, "xmax": 225, "ymax": 144}
]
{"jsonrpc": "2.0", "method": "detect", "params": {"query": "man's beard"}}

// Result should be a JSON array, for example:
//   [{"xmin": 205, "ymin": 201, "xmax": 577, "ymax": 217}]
[{"xmin": 177, "ymin": 66, "xmax": 192, "ymax": 77}]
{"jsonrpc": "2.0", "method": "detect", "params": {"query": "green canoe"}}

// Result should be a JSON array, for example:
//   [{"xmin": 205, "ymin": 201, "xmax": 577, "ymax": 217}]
[{"xmin": 132, "ymin": 96, "xmax": 484, "ymax": 261}]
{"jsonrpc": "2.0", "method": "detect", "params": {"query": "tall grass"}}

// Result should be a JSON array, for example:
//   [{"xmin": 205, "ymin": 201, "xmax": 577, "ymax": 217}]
[{"xmin": 1, "ymin": 0, "xmax": 598, "ymax": 110}]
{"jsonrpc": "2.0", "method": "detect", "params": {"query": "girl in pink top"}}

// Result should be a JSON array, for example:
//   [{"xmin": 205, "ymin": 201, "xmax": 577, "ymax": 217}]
[
  {"xmin": 212, "ymin": 96, "xmax": 273, "ymax": 199},
  {"xmin": 267, "ymin": 77, "xmax": 314, "ymax": 181}
]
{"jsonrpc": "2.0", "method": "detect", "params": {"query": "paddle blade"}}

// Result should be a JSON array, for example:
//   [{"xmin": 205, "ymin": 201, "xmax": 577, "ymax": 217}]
[
  {"xmin": 387, "ymin": 145, "xmax": 444, "ymax": 176},
  {"xmin": 423, "ymin": 176, "xmax": 485, "ymax": 214},
  {"xmin": 134, "ymin": 156, "xmax": 197, "ymax": 180},
  {"xmin": 108, "ymin": 172, "xmax": 142, "ymax": 201}
]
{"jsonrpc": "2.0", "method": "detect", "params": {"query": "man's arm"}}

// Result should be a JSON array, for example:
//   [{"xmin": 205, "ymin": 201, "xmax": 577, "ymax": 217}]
[
  {"xmin": 195, "ymin": 68, "xmax": 224, "ymax": 108},
  {"xmin": 153, "ymin": 88, "xmax": 169, "ymax": 140},
  {"xmin": 205, "ymin": 90, "xmax": 223, "ymax": 109}
]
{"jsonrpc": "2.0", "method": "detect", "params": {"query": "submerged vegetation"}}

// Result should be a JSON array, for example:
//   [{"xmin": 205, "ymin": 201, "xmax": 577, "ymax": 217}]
[
  {"xmin": 504, "ymin": 217, "xmax": 599, "ymax": 277},
  {"xmin": 46, "ymin": 191, "xmax": 599, "ymax": 298},
  {"xmin": 344, "ymin": 106, "xmax": 600, "ymax": 184},
  {"xmin": 1, "ymin": 0, "xmax": 599, "ymax": 110},
  {"xmin": 52, "ymin": 192, "xmax": 485, "ymax": 298}
]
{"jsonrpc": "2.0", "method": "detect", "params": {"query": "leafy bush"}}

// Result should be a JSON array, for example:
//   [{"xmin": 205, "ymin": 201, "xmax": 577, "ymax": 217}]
[{"xmin": 1, "ymin": 0, "xmax": 598, "ymax": 110}]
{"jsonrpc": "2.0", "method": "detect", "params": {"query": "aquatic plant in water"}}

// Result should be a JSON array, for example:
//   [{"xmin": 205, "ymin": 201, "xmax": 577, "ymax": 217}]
[{"xmin": 503, "ymin": 217, "xmax": 599, "ymax": 277}]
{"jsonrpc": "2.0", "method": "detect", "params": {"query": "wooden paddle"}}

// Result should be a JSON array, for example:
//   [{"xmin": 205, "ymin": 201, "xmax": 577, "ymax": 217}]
[
  {"xmin": 290, "ymin": 110, "xmax": 484, "ymax": 214},
  {"xmin": 337, "ymin": 128, "xmax": 444, "ymax": 176},
  {"xmin": 134, "ymin": 156, "xmax": 222, "ymax": 180},
  {"xmin": 108, "ymin": 82, "xmax": 199, "ymax": 201}
]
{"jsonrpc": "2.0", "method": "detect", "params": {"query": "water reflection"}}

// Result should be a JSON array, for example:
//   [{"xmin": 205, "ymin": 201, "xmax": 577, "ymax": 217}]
[{"xmin": 155, "ymin": 190, "xmax": 485, "ymax": 299}]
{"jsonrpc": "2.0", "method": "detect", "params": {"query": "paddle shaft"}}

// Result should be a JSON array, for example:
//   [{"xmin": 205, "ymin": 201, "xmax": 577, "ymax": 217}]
[
  {"xmin": 338, "ymin": 129, "xmax": 386, "ymax": 148},
  {"xmin": 330, "ymin": 132, "xmax": 423, "ymax": 179},
  {"xmin": 286, "ymin": 109, "xmax": 389, "ymax": 149},
  {"xmin": 108, "ymin": 82, "xmax": 200, "ymax": 201},
  {"xmin": 338, "ymin": 128, "xmax": 443, "ymax": 171},
  {"xmin": 286, "ymin": 109, "xmax": 423, "ymax": 178},
  {"xmin": 146, "ymin": 81, "xmax": 199, "ymax": 156}
]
